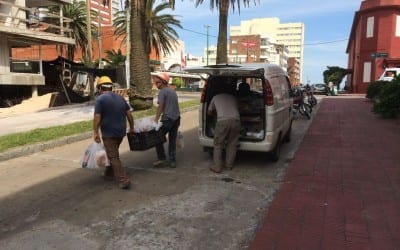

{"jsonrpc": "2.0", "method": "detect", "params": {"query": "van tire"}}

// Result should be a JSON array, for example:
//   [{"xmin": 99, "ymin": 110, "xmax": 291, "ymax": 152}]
[{"xmin": 270, "ymin": 136, "xmax": 282, "ymax": 162}]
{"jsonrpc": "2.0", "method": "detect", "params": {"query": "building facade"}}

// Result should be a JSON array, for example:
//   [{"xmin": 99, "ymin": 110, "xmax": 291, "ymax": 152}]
[
  {"xmin": 0, "ymin": 0, "xmax": 75, "ymax": 97},
  {"xmin": 229, "ymin": 17, "xmax": 304, "ymax": 83},
  {"xmin": 346, "ymin": 0, "xmax": 400, "ymax": 93}
]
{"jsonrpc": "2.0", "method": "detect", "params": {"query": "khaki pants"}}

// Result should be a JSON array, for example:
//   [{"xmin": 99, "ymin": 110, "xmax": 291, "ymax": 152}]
[
  {"xmin": 213, "ymin": 119, "xmax": 241, "ymax": 168},
  {"xmin": 102, "ymin": 137, "xmax": 130, "ymax": 183}
]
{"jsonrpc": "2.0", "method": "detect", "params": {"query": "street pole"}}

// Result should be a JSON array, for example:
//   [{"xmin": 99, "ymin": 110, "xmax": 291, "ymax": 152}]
[
  {"xmin": 98, "ymin": 10, "xmax": 102, "ymax": 69},
  {"xmin": 86, "ymin": 0, "xmax": 92, "ymax": 66},
  {"xmin": 204, "ymin": 25, "xmax": 210, "ymax": 66},
  {"xmin": 85, "ymin": 0, "xmax": 94, "ymax": 100},
  {"xmin": 125, "ymin": 0, "xmax": 130, "ymax": 89}
]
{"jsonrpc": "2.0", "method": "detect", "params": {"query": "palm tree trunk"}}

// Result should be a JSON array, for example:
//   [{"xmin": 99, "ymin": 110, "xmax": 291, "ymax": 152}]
[
  {"xmin": 216, "ymin": 0, "xmax": 229, "ymax": 64},
  {"xmin": 128, "ymin": 0, "xmax": 153, "ymax": 110}
]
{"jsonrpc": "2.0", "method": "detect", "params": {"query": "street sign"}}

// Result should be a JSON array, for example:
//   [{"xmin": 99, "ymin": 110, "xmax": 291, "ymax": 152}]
[
  {"xmin": 371, "ymin": 52, "xmax": 388, "ymax": 58},
  {"xmin": 241, "ymin": 42, "xmax": 256, "ymax": 47}
]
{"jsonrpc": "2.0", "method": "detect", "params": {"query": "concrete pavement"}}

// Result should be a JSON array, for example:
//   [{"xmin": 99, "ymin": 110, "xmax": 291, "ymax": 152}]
[{"xmin": 250, "ymin": 95, "xmax": 400, "ymax": 250}]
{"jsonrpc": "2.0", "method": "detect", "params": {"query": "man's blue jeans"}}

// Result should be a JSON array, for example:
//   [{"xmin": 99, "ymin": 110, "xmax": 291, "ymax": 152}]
[{"xmin": 155, "ymin": 117, "xmax": 180, "ymax": 163}]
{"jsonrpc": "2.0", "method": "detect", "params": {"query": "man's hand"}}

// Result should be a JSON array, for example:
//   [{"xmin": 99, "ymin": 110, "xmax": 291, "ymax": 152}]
[{"xmin": 94, "ymin": 131, "xmax": 101, "ymax": 143}]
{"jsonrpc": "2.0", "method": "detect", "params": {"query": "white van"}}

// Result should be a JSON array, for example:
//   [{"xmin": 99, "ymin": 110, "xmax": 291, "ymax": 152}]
[
  {"xmin": 378, "ymin": 68, "xmax": 400, "ymax": 81},
  {"xmin": 185, "ymin": 63, "xmax": 293, "ymax": 161}
]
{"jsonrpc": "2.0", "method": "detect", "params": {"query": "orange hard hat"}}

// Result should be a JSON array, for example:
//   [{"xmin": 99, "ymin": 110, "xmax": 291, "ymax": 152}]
[{"xmin": 155, "ymin": 72, "xmax": 170, "ymax": 84}]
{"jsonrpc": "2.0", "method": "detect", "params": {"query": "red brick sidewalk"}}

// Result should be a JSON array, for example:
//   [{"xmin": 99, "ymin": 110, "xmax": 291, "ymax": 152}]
[{"xmin": 250, "ymin": 97, "xmax": 400, "ymax": 250}]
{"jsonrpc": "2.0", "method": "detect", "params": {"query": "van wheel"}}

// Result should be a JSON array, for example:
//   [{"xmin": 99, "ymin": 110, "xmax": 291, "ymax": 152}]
[
  {"xmin": 284, "ymin": 122, "xmax": 292, "ymax": 143},
  {"xmin": 270, "ymin": 137, "xmax": 282, "ymax": 162}
]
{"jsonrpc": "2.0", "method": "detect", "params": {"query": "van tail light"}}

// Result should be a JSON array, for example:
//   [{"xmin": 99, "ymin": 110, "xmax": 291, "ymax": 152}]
[
  {"xmin": 200, "ymin": 81, "xmax": 208, "ymax": 103},
  {"xmin": 265, "ymin": 80, "xmax": 274, "ymax": 106}
]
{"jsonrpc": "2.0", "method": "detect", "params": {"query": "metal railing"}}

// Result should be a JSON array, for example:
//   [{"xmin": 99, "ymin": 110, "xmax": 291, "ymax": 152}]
[{"xmin": 0, "ymin": 0, "xmax": 72, "ymax": 37}]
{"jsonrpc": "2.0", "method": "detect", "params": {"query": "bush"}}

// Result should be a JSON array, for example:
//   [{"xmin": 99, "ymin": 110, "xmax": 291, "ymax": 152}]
[
  {"xmin": 372, "ymin": 81, "xmax": 400, "ymax": 118},
  {"xmin": 171, "ymin": 77, "xmax": 183, "ymax": 88},
  {"xmin": 366, "ymin": 80, "xmax": 386, "ymax": 99}
]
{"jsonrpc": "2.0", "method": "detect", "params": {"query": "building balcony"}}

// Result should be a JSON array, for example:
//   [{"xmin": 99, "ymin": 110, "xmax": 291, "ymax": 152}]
[{"xmin": 0, "ymin": 0, "xmax": 75, "ymax": 45}]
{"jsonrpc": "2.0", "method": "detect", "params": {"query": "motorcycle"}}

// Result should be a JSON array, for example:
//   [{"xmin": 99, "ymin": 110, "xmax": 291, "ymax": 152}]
[
  {"xmin": 292, "ymin": 87, "xmax": 311, "ymax": 120},
  {"xmin": 305, "ymin": 86, "xmax": 317, "ymax": 107}
]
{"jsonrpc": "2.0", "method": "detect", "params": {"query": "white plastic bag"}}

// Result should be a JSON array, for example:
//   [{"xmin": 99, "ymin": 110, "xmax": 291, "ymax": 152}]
[
  {"xmin": 134, "ymin": 117, "xmax": 162, "ymax": 132},
  {"xmin": 94, "ymin": 149, "xmax": 109, "ymax": 168},
  {"xmin": 81, "ymin": 142, "xmax": 109, "ymax": 169}
]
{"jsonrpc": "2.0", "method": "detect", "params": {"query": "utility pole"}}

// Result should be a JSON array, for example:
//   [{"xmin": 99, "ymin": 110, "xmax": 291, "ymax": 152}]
[
  {"xmin": 98, "ymin": 10, "xmax": 102, "ymax": 69},
  {"xmin": 86, "ymin": 0, "xmax": 92, "ymax": 66},
  {"xmin": 86, "ymin": 0, "xmax": 94, "ymax": 100},
  {"xmin": 204, "ymin": 25, "xmax": 210, "ymax": 66},
  {"xmin": 125, "ymin": 0, "xmax": 130, "ymax": 89}
]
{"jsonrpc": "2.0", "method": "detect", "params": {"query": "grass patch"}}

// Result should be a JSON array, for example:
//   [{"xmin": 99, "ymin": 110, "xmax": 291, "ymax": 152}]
[{"xmin": 0, "ymin": 99, "xmax": 199, "ymax": 153}]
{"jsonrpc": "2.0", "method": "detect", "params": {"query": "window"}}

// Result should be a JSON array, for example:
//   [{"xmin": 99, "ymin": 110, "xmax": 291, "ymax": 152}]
[
  {"xmin": 366, "ymin": 16, "xmax": 374, "ymax": 38},
  {"xmin": 396, "ymin": 15, "xmax": 400, "ymax": 37},
  {"xmin": 363, "ymin": 62, "xmax": 371, "ymax": 82}
]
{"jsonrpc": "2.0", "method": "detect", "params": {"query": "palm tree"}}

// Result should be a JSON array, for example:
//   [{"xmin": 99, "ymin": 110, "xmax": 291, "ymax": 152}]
[
  {"xmin": 49, "ymin": 1, "xmax": 97, "ymax": 61},
  {"xmin": 104, "ymin": 49, "xmax": 126, "ymax": 67},
  {"xmin": 126, "ymin": 0, "xmax": 181, "ymax": 110},
  {"xmin": 195, "ymin": 0, "xmax": 255, "ymax": 64},
  {"xmin": 114, "ymin": 0, "xmax": 181, "ymax": 57}
]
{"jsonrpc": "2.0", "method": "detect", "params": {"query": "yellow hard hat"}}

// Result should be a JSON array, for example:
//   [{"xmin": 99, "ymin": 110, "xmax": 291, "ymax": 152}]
[{"xmin": 97, "ymin": 76, "xmax": 112, "ymax": 86}]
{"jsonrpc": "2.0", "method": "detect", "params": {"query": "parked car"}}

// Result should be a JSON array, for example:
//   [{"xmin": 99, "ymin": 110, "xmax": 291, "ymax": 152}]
[
  {"xmin": 188, "ymin": 81, "xmax": 201, "ymax": 90},
  {"xmin": 378, "ymin": 67, "xmax": 400, "ymax": 82},
  {"xmin": 185, "ymin": 63, "xmax": 293, "ymax": 161},
  {"xmin": 312, "ymin": 83, "xmax": 327, "ymax": 95}
]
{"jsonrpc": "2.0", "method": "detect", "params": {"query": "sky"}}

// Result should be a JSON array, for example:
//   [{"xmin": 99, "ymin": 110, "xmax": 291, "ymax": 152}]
[{"xmin": 161, "ymin": 0, "xmax": 362, "ymax": 85}]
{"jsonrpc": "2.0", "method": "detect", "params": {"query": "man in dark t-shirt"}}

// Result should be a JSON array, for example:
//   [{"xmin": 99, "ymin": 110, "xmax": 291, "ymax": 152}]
[{"xmin": 94, "ymin": 76, "xmax": 134, "ymax": 189}]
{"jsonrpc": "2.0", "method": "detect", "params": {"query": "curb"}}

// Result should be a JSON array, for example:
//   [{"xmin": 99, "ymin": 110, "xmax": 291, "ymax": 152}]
[
  {"xmin": 0, "ymin": 132, "xmax": 92, "ymax": 162},
  {"xmin": 0, "ymin": 106, "xmax": 199, "ymax": 162}
]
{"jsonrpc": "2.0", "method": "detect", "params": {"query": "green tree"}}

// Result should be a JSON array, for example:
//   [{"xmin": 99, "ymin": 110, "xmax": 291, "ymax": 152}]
[
  {"xmin": 195, "ymin": 0, "xmax": 255, "ymax": 64},
  {"xmin": 103, "ymin": 49, "xmax": 126, "ymax": 67},
  {"xmin": 49, "ymin": 1, "xmax": 97, "ymax": 61},
  {"xmin": 127, "ymin": 0, "xmax": 181, "ymax": 110},
  {"xmin": 323, "ymin": 66, "xmax": 349, "ymax": 87},
  {"xmin": 114, "ymin": 0, "xmax": 181, "ymax": 57}
]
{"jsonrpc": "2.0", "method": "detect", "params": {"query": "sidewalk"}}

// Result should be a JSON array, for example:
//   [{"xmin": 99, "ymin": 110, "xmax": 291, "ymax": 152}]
[{"xmin": 250, "ymin": 96, "xmax": 400, "ymax": 249}]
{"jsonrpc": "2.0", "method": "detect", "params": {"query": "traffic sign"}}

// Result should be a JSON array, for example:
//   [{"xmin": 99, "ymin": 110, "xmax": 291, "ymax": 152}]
[{"xmin": 371, "ymin": 52, "xmax": 388, "ymax": 58}]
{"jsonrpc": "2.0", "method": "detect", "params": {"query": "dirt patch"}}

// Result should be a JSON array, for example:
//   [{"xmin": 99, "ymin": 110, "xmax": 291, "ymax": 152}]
[{"xmin": 0, "ymin": 94, "xmax": 53, "ymax": 118}]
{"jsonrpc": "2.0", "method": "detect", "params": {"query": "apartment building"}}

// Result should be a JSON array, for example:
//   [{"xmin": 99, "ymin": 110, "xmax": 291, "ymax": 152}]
[
  {"xmin": 0, "ymin": 0, "xmax": 75, "ymax": 98},
  {"xmin": 346, "ymin": 0, "xmax": 400, "ymax": 93},
  {"xmin": 230, "ymin": 17, "xmax": 304, "ymax": 83}
]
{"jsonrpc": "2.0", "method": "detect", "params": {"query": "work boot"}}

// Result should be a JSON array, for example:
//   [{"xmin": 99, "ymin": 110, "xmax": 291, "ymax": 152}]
[
  {"xmin": 169, "ymin": 161, "xmax": 177, "ymax": 168},
  {"xmin": 153, "ymin": 160, "xmax": 168, "ymax": 168},
  {"xmin": 209, "ymin": 165, "xmax": 222, "ymax": 174},
  {"xmin": 118, "ymin": 180, "xmax": 131, "ymax": 190},
  {"xmin": 102, "ymin": 166, "xmax": 114, "ymax": 181}
]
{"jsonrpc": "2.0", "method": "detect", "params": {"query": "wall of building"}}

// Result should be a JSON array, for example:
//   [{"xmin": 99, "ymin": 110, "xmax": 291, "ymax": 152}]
[
  {"xmin": 229, "ymin": 17, "xmax": 304, "ymax": 82},
  {"xmin": 347, "ymin": 0, "xmax": 400, "ymax": 93}
]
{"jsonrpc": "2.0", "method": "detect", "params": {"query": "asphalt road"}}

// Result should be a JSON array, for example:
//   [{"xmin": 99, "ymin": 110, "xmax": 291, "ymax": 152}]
[{"xmin": 0, "ymin": 103, "xmax": 315, "ymax": 249}]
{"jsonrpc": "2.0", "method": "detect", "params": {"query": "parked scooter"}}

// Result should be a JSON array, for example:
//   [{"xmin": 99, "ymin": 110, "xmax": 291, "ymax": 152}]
[
  {"xmin": 292, "ymin": 86, "xmax": 311, "ymax": 120},
  {"xmin": 305, "ymin": 84, "xmax": 317, "ymax": 107}
]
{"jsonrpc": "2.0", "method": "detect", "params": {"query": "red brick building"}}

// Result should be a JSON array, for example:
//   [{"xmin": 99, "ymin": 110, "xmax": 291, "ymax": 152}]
[{"xmin": 346, "ymin": 0, "xmax": 400, "ymax": 93}]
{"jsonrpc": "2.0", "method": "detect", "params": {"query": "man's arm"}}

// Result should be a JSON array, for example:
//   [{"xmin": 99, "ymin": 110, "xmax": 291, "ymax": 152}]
[
  {"xmin": 126, "ymin": 110, "xmax": 134, "ymax": 132},
  {"xmin": 207, "ymin": 98, "xmax": 216, "ymax": 116},
  {"xmin": 93, "ymin": 113, "xmax": 101, "ymax": 143},
  {"xmin": 154, "ymin": 102, "xmax": 164, "ymax": 122}
]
